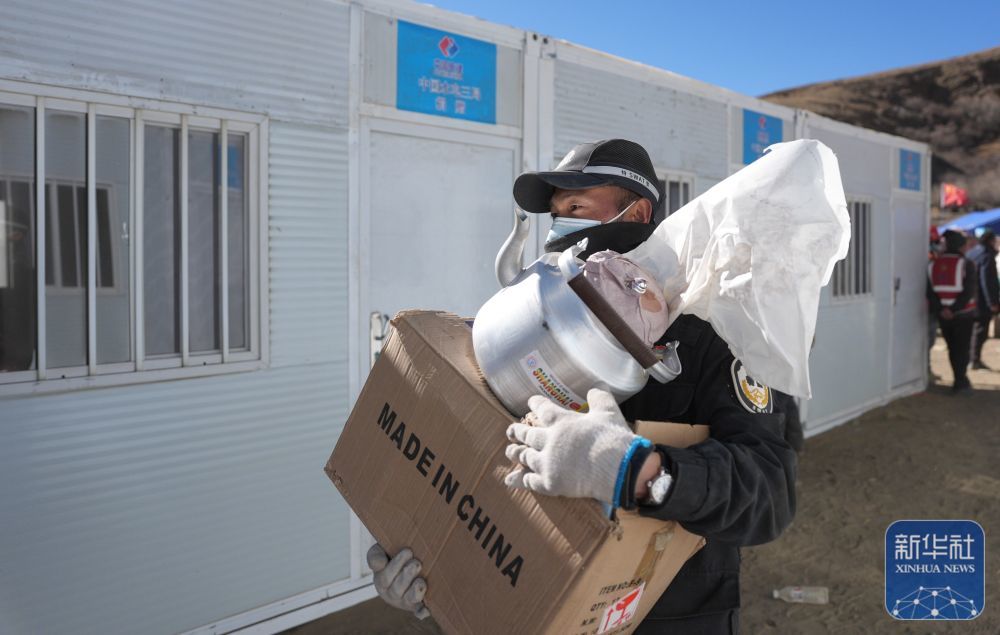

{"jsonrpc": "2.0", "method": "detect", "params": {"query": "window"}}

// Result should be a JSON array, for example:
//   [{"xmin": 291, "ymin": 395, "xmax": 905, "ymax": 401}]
[
  {"xmin": 0, "ymin": 105, "xmax": 36, "ymax": 373},
  {"xmin": 143, "ymin": 124, "xmax": 251, "ymax": 359},
  {"xmin": 652, "ymin": 175, "xmax": 694, "ymax": 224},
  {"xmin": 42, "ymin": 181, "xmax": 115, "ymax": 289},
  {"xmin": 0, "ymin": 88, "xmax": 263, "ymax": 391},
  {"xmin": 832, "ymin": 200, "xmax": 872, "ymax": 298}
]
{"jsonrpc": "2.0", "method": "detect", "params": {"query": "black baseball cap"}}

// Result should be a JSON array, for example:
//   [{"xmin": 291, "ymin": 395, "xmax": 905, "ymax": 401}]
[{"xmin": 513, "ymin": 139, "xmax": 661, "ymax": 213}]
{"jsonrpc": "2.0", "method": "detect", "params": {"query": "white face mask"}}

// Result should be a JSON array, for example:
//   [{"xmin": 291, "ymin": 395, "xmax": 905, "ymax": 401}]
[{"xmin": 545, "ymin": 199, "xmax": 637, "ymax": 243}]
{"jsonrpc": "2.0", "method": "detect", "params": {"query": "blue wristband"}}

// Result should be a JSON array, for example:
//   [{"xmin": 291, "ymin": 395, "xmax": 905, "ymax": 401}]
[{"xmin": 613, "ymin": 437, "xmax": 652, "ymax": 509}]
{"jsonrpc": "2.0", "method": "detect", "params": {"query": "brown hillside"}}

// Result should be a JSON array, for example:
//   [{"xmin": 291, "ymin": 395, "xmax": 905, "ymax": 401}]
[{"xmin": 763, "ymin": 47, "xmax": 1000, "ymax": 210}]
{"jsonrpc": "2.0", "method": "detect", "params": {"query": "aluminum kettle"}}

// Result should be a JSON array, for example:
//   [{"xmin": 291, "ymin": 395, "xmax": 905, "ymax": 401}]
[{"xmin": 472, "ymin": 211, "xmax": 681, "ymax": 416}]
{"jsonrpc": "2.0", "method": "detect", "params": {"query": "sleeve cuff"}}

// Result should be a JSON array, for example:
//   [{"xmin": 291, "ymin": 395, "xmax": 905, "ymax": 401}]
[
  {"xmin": 613, "ymin": 437, "xmax": 652, "ymax": 509},
  {"xmin": 647, "ymin": 446, "xmax": 710, "ymax": 518}
]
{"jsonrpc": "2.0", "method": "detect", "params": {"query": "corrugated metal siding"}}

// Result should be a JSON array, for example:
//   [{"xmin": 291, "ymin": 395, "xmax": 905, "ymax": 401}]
[
  {"xmin": 0, "ymin": 0, "xmax": 349, "ymax": 125},
  {"xmin": 554, "ymin": 60, "xmax": 728, "ymax": 179},
  {"xmin": 0, "ymin": 364, "xmax": 352, "ymax": 635},
  {"xmin": 0, "ymin": 8, "xmax": 356, "ymax": 631},
  {"xmin": 269, "ymin": 122, "xmax": 349, "ymax": 367}
]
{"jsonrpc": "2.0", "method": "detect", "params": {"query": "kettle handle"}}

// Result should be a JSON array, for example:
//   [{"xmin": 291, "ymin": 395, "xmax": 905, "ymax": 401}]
[
  {"xmin": 558, "ymin": 244, "xmax": 681, "ymax": 383},
  {"xmin": 566, "ymin": 274, "xmax": 660, "ymax": 368}
]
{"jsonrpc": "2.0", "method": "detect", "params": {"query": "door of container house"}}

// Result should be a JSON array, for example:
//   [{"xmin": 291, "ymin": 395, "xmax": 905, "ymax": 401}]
[
  {"xmin": 890, "ymin": 196, "xmax": 928, "ymax": 388},
  {"xmin": 359, "ymin": 118, "xmax": 520, "ymax": 369}
]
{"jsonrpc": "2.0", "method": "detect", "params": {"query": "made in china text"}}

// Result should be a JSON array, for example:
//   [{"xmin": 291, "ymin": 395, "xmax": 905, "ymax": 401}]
[{"xmin": 376, "ymin": 402, "xmax": 524, "ymax": 587}]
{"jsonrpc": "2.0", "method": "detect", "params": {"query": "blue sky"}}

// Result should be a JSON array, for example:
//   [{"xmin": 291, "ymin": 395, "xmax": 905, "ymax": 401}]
[{"xmin": 423, "ymin": 0, "xmax": 1000, "ymax": 96}]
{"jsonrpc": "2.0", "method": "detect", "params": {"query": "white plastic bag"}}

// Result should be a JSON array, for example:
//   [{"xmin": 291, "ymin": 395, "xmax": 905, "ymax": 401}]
[{"xmin": 624, "ymin": 140, "xmax": 850, "ymax": 398}]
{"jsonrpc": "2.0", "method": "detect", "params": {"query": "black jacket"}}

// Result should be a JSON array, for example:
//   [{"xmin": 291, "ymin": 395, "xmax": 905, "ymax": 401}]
[
  {"xmin": 966, "ymin": 244, "xmax": 1000, "ymax": 317},
  {"xmin": 620, "ymin": 315, "xmax": 798, "ymax": 631}
]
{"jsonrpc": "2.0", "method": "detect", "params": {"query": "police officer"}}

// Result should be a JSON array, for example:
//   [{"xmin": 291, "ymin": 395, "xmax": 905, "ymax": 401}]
[
  {"xmin": 928, "ymin": 229, "xmax": 979, "ymax": 393},
  {"xmin": 368, "ymin": 140, "xmax": 797, "ymax": 633}
]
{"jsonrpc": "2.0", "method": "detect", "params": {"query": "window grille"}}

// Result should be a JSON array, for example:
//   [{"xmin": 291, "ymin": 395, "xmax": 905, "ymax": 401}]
[{"xmin": 832, "ymin": 200, "xmax": 872, "ymax": 298}]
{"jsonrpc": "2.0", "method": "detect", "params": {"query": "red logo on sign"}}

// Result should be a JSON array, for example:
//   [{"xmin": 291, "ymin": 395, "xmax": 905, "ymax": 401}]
[{"xmin": 438, "ymin": 36, "xmax": 459, "ymax": 58}]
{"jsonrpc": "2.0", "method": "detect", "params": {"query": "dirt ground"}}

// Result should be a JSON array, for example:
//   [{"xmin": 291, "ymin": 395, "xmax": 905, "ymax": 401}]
[{"xmin": 289, "ymin": 336, "xmax": 1000, "ymax": 634}]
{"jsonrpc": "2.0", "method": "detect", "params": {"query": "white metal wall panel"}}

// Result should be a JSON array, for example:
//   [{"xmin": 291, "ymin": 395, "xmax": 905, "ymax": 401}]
[
  {"xmin": 269, "ymin": 122, "xmax": 349, "ymax": 368},
  {"xmin": 0, "ymin": 0, "xmax": 349, "ymax": 126},
  {"xmin": 890, "ymin": 195, "xmax": 929, "ymax": 389},
  {"xmin": 553, "ymin": 60, "xmax": 728, "ymax": 180},
  {"xmin": 365, "ymin": 128, "xmax": 518, "ymax": 320},
  {"xmin": 803, "ymin": 123, "xmax": 894, "ymax": 429},
  {"xmin": 696, "ymin": 177, "xmax": 722, "ymax": 199},
  {"xmin": 0, "ymin": 364, "xmax": 352, "ymax": 635},
  {"xmin": 808, "ymin": 231, "xmax": 890, "ymax": 428},
  {"xmin": 808, "ymin": 125, "xmax": 892, "ymax": 200}
]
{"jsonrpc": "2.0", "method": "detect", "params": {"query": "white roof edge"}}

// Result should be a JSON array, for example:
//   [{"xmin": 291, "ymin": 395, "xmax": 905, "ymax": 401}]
[
  {"xmin": 352, "ymin": 0, "xmax": 528, "ymax": 48},
  {"xmin": 799, "ymin": 109, "xmax": 930, "ymax": 152},
  {"xmin": 550, "ymin": 38, "xmax": 798, "ymax": 118},
  {"xmin": 346, "ymin": 0, "xmax": 929, "ymax": 153},
  {"xmin": 553, "ymin": 38, "xmax": 929, "ymax": 152}
]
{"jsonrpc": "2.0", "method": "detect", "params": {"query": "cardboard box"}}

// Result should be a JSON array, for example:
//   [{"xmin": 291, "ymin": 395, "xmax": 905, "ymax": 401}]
[{"xmin": 325, "ymin": 311, "xmax": 707, "ymax": 635}]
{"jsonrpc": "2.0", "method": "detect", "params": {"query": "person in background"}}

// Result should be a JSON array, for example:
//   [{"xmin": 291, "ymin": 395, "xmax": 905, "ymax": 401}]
[
  {"xmin": 964, "ymin": 232, "xmax": 979, "ymax": 254},
  {"xmin": 966, "ymin": 228, "xmax": 999, "ymax": 369},
  {"xmin": 995, "ymin": 245, "xmax": 1000, "ymax": 339},
  {"xmin": 927, "ymin": 229, "xmax": 978, "ymax": 393}
]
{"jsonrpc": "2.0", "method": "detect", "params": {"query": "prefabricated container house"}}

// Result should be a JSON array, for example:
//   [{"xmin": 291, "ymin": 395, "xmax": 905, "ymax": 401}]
[{"xmin": 0, "ymin": 1, "xmax": 929, "ymax": 633}]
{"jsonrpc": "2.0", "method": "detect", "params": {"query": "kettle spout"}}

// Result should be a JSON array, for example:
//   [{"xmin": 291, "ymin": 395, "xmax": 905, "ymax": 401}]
[{"xmin": 495, "ymin": 208, "xmax": 531, "ymax": 287}]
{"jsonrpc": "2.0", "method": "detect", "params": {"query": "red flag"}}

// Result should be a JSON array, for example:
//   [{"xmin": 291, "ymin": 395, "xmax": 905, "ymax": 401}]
[{"xmin": 941, "ymin": 183, "xmax": 969, "ymax": 207}]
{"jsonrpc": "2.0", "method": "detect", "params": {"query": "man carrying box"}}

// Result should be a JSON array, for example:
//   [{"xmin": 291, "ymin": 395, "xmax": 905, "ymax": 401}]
[{"xmin": 369, "ymin": 139, "xmax": 798, "ymax": 633}]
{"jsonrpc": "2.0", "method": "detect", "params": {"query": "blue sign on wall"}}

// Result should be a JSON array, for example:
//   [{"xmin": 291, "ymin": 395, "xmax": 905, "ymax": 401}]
[
  {"xmin": 900, "ymin": 149, "xmax": 921, "ymax": 191},
  {"xmin": 743, "ymin": 109, "xmax": 783, "ymax": 164},
  {"xmin": 396, "ymin": 21, "xmax": 497, "ymax": 124},
  {"xmin": 885, "ymin": 520, "xmax": 984, "ymax": 620}
]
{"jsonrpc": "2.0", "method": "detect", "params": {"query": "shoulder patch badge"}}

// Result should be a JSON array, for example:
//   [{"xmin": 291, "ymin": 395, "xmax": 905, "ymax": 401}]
[{"xmin": 730, "ymin": 359, "xmax": 772, "ymax": 414}]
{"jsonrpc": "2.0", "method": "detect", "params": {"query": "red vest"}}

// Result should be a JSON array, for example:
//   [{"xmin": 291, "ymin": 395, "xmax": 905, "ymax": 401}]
[{"xmin": 929, "ymin": 254, "xmax": 976, "ymax": 312}]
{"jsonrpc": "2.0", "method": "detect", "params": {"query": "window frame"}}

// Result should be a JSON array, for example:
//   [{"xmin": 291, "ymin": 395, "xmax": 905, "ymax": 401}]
[
  {"xmin": 0, "ymin": 83, "xmax": 268, "ymax": 396},
  {"xmin": 831, "ymin": 197, "xmax": 874, "ymax": 302},
  {"xmin": 652, "ymin": 170, "xmax": 695, "ymax": 224},
  {"xmin": 40, "ymin": 179, "xmax": 121, "ymax": 294}
]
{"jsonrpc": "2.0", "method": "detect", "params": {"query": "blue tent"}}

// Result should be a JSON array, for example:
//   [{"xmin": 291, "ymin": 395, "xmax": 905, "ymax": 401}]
[{"xmin": 938, "ymin": 208, "xmax": 1000, "ymax": 235}]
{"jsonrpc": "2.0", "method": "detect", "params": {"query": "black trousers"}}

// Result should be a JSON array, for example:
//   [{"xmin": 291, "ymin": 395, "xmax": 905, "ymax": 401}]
[
  {"xmin": 940, "ymin": 316, "xmax": 974, "ymax": 386},
  {"xmin": 636, "ymin": 609, "xmax": 739, "ymax": 634},
  {"xmin": 970, "ymin": 314, "xmax": 992, "ymax": 363}
]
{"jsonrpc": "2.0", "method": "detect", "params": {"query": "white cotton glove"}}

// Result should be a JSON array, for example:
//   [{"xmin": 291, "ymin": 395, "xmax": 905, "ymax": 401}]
[
  {"xmin": 504, "ymin": 388, "xmax": 649, "ymax": 507},
  {"xmin": 366, "ymin": 544, "xmax": 431, "ymax": 620}
]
